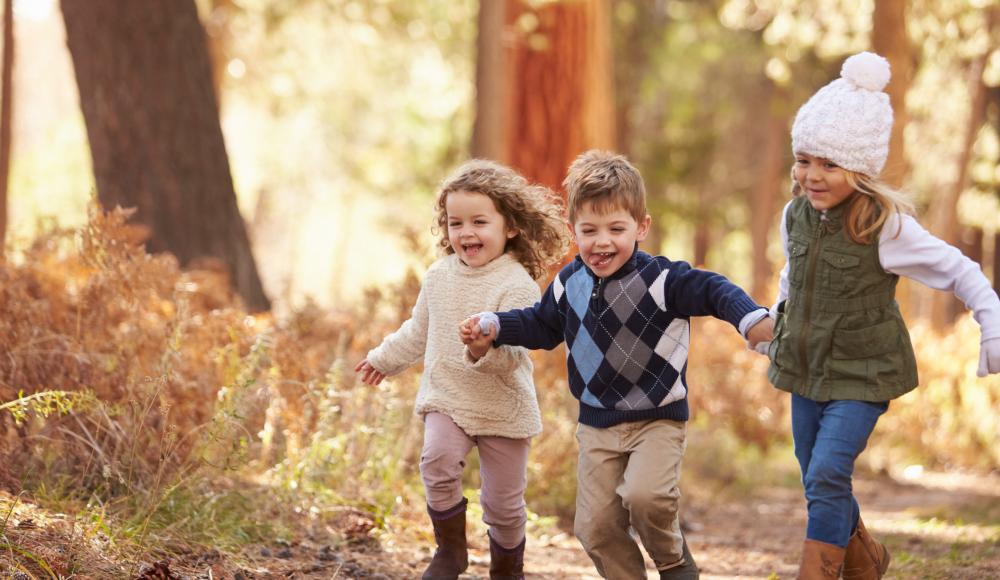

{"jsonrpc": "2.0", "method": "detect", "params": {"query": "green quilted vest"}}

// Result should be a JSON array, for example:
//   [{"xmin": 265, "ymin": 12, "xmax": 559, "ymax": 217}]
[{"xmin": 767, "ymin": 196, "xmax": 918, "ymax": 402}]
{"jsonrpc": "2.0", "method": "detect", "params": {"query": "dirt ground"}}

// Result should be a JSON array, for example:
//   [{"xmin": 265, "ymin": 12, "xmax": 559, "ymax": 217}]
[
  {"xmin": 2, "ymin": 470, "xmax": 997, "ymax": 579},
  {"xmin": 366, "ymin": 471, "xmax": 1000, "ymax": 579}
]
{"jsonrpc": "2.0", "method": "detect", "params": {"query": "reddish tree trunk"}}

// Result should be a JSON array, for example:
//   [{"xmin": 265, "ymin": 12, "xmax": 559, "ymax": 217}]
[
  {"xmin": 872, "ymin": 0, "xmax": 913, "ymax": 188},
  {"xmin": 503, "ymin": 0, "xmax": 615, "ymax": 196}
]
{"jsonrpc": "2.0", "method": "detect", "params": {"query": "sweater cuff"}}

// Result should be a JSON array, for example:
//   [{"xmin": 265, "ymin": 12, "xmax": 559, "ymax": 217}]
[
  {"xmin": 738, "ymin": 308, "xmax": 770, "ymax": 339},
  {"xmin": 728, "ymin": 294, "xmax": 764, "ymax": 330},
  {"xmin": 494, "ymin": 312, "xmax": 524, "ymax": 346}
]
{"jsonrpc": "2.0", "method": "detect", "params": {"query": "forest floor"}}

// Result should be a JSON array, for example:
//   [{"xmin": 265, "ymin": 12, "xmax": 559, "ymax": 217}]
[{"xmin": 2, "ymin": 470, "xmax": 997, "ymax": 579}]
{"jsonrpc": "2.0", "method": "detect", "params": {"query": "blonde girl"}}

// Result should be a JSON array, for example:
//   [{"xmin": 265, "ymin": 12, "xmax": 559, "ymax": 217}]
[
  {"xmin": 355, "ymin": 160, "xmax": 569, "ymax": 580},
  {"xmin": 767, "ymin": 52, "xmax": 1000, "ymax": 579}
]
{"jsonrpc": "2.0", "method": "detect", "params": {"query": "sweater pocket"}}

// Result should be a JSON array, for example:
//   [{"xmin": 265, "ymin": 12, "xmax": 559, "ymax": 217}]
[{"xmin": 427, "ymin": 359, "xmax": 521, "ymax": 423}]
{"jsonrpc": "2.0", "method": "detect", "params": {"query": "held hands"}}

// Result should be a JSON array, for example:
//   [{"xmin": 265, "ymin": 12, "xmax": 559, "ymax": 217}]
[
  {"xmin": 354, "ymin": 359, "xmax": 386, "ymax": 386},
  {"xmin": 746, "ymin": 315, "xmax": 775, "ymax": 355},
  {"xmin": 978, "ymin": 337, "xmax": 1000, "ymax": 377},
  {"xmin": 458, "ymin": 316, "xmax": 497, "ymax": 361}
]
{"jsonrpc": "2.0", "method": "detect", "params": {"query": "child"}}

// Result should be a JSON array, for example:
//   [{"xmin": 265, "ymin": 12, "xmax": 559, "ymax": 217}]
[
  {"xmin": 354, "ymin": 160, "xmax": 570, "ymax": 580},
  {"xmin": 766, "ymin": 51, "xmax": 1000, "ymax": 579},
  {"xmin": 460, "ymin": 150, "xmax": 774, "ymax": 580}
]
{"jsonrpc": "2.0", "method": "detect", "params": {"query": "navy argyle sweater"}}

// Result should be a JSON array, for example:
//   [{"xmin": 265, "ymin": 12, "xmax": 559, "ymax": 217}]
[{"xmin": 494, "ymin": 250, "xmax": 762, "ymax": 428}]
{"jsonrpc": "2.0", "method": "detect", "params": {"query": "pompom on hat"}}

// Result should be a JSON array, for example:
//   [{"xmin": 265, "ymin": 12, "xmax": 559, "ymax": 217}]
[{"xmin": 791, "ymin": 52, "xmax": 893, "ymax": 177}]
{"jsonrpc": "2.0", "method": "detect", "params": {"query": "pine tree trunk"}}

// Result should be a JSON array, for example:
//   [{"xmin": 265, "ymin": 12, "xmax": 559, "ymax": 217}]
[
  {"xmin": 472, "ymin": 0, "xmax": 506, "ymax": 161},
  {"xmin": 503, "ymin": 0, "xmax": 615, "ymax": 195},
  {"xmin": 928, "ymin": 21, "xmax": 992, "ymax": 328},
  {"xmin": 60, "ymin": 0, "xmax": 269, "ymax": 311},
  {"xmin": 749, "ymin": 83, "xmax": 790, "ymax": 303},
  {"xmin": 872, "ymin": 0, "xmax": 913, "ymax": 188},
  {"xmin": 0, "ymin": 0, "xmax": 12, "ymax": 257}
]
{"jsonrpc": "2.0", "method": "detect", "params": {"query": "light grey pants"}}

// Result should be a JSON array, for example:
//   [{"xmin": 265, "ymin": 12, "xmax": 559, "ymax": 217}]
[
  {"xmin": 574, "ymin": 419, "xmax": 688, "ymax": 579},
  {"xmin": 420, "ymin": 412, "xmax": 531, "ymax": 549}
]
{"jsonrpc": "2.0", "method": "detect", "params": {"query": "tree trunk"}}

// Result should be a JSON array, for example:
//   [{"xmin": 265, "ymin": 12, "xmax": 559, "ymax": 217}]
[
  {"xmin": 872, "ymin": 0, "xmax": 913, "ymax": 188},
  {"xmin": 61, "ymin": 0, "xmax": 269, "ymax": 311},
  {"xmin": 928, "ymin": 19, "xmax": 993, "ymax": 328},
  {"xmin": 472, "ymin": 0, "xmax": 506, "ymax": 161},
  {"xmin": 749, "ymin": 83, "xmax": 790, "ymax": 303},
  {"xmin": 503, "ymin": 0, "xmax": 616, "ymax": 195},
  {"xmin": 0, "ymin": 0, "xmax": 12, "ymax": 257}
]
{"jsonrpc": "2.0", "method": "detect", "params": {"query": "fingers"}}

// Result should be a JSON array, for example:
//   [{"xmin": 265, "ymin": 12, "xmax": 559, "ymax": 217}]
[{"xmin": 354, "ymin": 359, "xmax": 369, "ymax": 372}]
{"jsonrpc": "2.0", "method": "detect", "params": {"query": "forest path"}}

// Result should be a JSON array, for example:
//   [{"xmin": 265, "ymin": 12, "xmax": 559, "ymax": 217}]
[{"xmin": 402, "ymin": 471, "xmax": 1000, "ymax": 579}]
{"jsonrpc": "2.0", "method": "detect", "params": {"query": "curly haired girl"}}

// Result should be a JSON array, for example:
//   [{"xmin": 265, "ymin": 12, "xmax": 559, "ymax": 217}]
[{"xmin": 356, "ymin": 159, "xmax": 569, "ymax": 579}]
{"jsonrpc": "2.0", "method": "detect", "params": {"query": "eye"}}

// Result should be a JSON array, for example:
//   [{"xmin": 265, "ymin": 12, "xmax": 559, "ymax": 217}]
[
  {"xmin": 448, "ymin": 221, "xmax": 461, "ymax": 227},
  {"xmin": 824, "ymin": 161, "xmax": 839, "ymax": 170},
  {"xmin": 474, "ymin": 219, "xmax": 488, "ymax": 225},
  {"xmin": 795, "ymin": 158, "xmax": 808, "ymax": 166},
  {"xmin": 612, "ymin": 227, "xmax": 625, "ymax": 233}
]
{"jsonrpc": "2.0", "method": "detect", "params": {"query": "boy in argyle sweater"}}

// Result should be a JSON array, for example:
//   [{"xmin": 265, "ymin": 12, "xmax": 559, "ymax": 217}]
[{"xmin": 460, "ymin": 150, "xmax": 774, "ymax": 579}]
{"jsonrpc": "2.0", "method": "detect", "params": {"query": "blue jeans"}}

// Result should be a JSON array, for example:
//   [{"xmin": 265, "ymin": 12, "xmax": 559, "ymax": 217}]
[{"xmin": 791, "ymin": 394, "xmax": 888, "ymax": 547}]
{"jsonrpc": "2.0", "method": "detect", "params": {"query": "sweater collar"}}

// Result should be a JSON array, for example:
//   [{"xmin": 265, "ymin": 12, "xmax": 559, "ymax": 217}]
[{"xmin": 451, "ymin": 251, "xmax": 518, "ymax": 277}]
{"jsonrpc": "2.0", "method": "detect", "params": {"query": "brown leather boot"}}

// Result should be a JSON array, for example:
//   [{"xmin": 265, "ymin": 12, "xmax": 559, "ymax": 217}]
[
  {"xmin": 658, "ymin": 536, "xmax": 699, "ymax": 579},
  {"xmin": 488, "ymin": 533, "xmax": 525, "ymax": 580},
  {"xmin": 422, "ymin": 498, "xmax": 469, "ymax": 580},
  {"xmin": 797, "ymin": 539, "xmax": 846, "ymax": 580},
  {"xmin": 843, "ymin": 518, "xmax": 891, "ymax": 579}
]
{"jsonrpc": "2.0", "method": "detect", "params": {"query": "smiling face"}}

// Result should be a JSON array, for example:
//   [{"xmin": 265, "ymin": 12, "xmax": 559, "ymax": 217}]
[
  {"xmin": 446, "ymin": 190, "xmax": 516, "ymax": 268},
  {"xmin": 793, "ymin": 152, "xmax": 856, "ymax": 211},
  {"xmin": 572, "ymin": 201, "xmax": 651, "ymax": 278}
]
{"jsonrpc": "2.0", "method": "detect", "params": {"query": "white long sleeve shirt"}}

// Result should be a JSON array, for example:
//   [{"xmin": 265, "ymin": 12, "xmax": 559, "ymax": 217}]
[{"xmin": 776, "ymin": 200, "xmax": 1000, "ymax": 342}]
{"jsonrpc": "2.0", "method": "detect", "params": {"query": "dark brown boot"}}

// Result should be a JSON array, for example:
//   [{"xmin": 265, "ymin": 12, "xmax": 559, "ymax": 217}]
[
  {"xmin": 422, "ymin": 498, "xmax": 468, "ymax": 580},
  {"xmin": 488, "ymin": 533, "xmax": 525, "ymax": 579},
  {"xmin": 797, "ymin": 539, "xmax": 846, "ymax": 580},
  {"xmin": 843, "ymin": 518, "xmax": 891, "ymax": 579},
  {"xmin": 658, "ymin": 536, "xmax": 699, "ymax": 579}
]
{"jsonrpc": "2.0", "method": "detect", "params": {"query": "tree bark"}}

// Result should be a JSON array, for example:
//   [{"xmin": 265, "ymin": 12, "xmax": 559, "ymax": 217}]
[
  {"xmin": 872, "ymin": 0, "xmax": 913, "ymax": 188},
  {"xmin": 472, "ymin": 0, "xmax": 506, "ymax": 161},
  {"xmin": 749, "ymin": 83, "xmax": 790, "ymax": 302},
  {"xmin": 0, "ymin": 0, "xmax": 12, "ymax": 256},
  {"xmin": 503, "ymin": 0, "xmax": 616, "ymax": 196},
  {"xmin": 927, "ymin": 15, "xmax": 993, "ymax": 328},
  {"xmin": 60, "ymin": 0, "xmax": 269, "ymax": 310}
]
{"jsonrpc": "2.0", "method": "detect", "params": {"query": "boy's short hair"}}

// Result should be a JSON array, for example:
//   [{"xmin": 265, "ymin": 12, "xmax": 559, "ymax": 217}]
[{"xmin": 563, "ymin": 150, "xmax": 647, "ymax": 224}]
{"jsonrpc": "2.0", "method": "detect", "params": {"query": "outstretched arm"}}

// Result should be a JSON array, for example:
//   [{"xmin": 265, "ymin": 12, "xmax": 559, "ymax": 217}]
[
  {"xmin": 662, "ymin": 261, "xmax": 768, "ymax": 336},
  {"xmin": 360, "ymin": 283, "xmax": 431, "ymax": 380},
  {"xmin": 879, "ymin": 214, "xmax": 1000, "ymax": 376}
]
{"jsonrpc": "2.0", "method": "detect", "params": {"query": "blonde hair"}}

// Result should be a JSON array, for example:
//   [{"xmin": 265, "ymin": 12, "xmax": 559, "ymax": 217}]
[
  {"xmin": 563, "ymin": 150, "xmax": 647, "ymax": 224},
  {"xmin": 791, "ymin": 167, "xmax": 915, "ymax": 244},
  {"xmin": 434, "ymin": 160, "xmax": 570, "ymax": 280}
]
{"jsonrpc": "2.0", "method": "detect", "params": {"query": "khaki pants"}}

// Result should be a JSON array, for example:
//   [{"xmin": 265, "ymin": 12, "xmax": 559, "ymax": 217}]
[
  {"xmin": 420, "ymin": 412, "xmax": 531, "ymax": 548},
  {"xmin": 574, "ymin": 419, "xmax": 687, "ymax": 579}
]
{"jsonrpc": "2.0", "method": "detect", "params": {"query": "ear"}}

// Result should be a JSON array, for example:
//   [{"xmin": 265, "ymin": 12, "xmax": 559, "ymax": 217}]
[
  {"xmin": 506, "ymin": 227, "xmax": 518, "ymax": 240},
  {"xmin": 635, "ymin": 214, "xmax": 652, "ymax": 242}
]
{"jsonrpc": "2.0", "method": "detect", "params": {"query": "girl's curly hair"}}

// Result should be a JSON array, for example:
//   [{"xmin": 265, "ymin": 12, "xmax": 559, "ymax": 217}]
[{"xmin": 434, "ymin": 160, "xmax": 570, "ymax": 280}]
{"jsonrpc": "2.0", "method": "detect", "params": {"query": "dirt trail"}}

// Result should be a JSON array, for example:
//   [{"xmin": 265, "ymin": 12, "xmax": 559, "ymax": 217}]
[{"xmin": 391, "ymin": 471, "xmax": 999, "ymax": 579}]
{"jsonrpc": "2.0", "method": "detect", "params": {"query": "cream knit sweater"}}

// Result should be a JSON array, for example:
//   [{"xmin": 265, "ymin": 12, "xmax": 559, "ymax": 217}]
[{"xmin": 366, "ymin": 253, "xmax": 542, "ymax": 439}]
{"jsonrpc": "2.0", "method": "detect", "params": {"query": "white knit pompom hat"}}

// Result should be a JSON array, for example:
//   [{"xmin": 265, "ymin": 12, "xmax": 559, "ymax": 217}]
[{"xmin": 791, "ymin": 52, "xmax": 893, "ymax": 177}]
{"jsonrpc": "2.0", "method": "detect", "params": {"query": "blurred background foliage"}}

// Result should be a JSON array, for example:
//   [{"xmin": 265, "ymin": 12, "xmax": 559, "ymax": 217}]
[{"xmin": 1, "ymin": 0, "xmax": 998, "ymax": 573}]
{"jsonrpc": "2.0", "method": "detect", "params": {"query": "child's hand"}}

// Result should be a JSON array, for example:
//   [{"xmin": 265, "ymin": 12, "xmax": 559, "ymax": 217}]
[
  {"xmin": 354, "ymin": 359, "xmax": 386, "ymax": 386},
  {"xmin": 467, "ymin": 328, "xmax": 495, "ymax": 361},
  {"xmin": 746, "ymin": 315, "xmax": 775, "ymax": 350},
  {"xmin": 459, "ymin": 316, "xmax": 496, "ymax": 361},
  {"xmin": 459, "ymin": 316, "xmax": 482, "ymax": 345},
  {"xmin": 978, "ymin": 338, "xmax": 1000, "ymax": 377}
]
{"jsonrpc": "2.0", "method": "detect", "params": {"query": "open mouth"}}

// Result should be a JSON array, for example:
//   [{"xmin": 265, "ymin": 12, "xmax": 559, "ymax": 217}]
[
  {"xmin": 590, "ymin": 252, "xmax": 614, "ymax": 268},
  {"xmin": 462, "ymin": 243, "xmax": 483, "ymax": 257}
]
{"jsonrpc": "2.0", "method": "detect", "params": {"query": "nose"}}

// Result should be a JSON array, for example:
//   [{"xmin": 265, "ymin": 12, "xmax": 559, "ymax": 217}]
[{"xmin": 805, "ymin": 164, "xmax": 823, "ymax": 182}]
